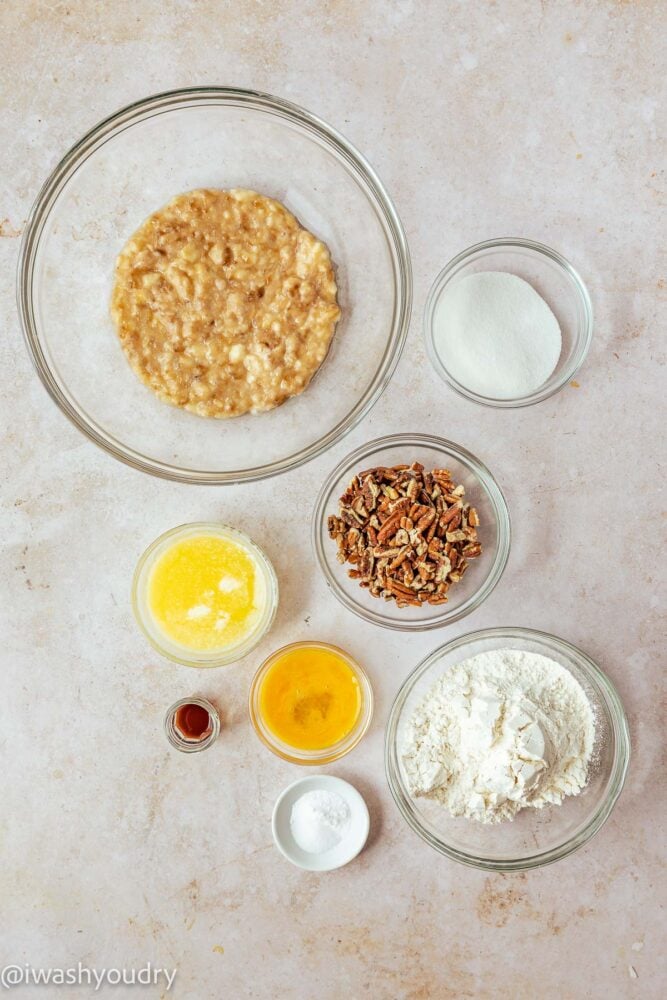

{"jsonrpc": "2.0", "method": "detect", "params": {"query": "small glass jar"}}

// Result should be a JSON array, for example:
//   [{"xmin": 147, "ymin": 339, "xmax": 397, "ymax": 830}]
[
  {"xmin": 132, "ymin": 521, "xmax": 279, "ymax": 667},
  {"xmin": 164, "ymin": 697, "xmax": 220, "ymax": 753}
]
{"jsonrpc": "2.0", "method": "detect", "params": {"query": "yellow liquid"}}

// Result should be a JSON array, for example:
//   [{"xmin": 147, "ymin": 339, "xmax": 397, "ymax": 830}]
[
  {"xmin": 147, "ymin": 533, "xmax": 264, "ymax": 651},
  {"xmin": 259, "ymin": 646, "xmax": 362, "ymax": 751}
]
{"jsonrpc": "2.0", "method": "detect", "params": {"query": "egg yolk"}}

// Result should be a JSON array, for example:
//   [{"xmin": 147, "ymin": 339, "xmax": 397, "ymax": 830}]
[
  {"xmin": 148, "ymin": 534, "xmax": 263, "ymax": 651},
  {"xmin": 259, "ymin": 646, "xmax": 362, "ymax": 751}
]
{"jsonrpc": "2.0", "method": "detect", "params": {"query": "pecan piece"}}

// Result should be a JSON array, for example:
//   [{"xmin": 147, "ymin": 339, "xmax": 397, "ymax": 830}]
[
  {"xmin": 440, "ymin": 506, "xmax": 462, "ymax": 529},
  {"xmin": 415, "ymin": 508, "xmax": 437, "ymax": 532},
  {"xmin": 376, "ymin": 511, "xmax": 404, "ymax": 544},
  {"xmin": 330, "ymin": 462, "xmax": 483, "ymax": 611}
]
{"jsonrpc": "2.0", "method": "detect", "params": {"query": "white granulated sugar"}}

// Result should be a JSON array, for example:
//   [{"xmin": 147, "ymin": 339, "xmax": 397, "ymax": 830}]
[
  {"xmin": 433, "ymin": 271, "xmax": 562, "ymax": 398},
  {"xmin": 290, "ymin": 789, "xmax": 351, "ymax": 854},
  {"xmin": 402, "ymin": 649, "xmax": 595, "ymax": 824}
]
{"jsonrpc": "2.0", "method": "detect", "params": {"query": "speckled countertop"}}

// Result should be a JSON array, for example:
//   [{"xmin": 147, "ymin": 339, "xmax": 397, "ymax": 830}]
[{"xmin": 1, "ymin": 2, "xmax": 665, "ymax": 998}]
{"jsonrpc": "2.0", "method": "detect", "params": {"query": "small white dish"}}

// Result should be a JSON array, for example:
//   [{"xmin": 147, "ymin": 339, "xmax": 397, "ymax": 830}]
[{"xmin": 272, "ymin": 775, "xmax": 370, "ymax": 871}]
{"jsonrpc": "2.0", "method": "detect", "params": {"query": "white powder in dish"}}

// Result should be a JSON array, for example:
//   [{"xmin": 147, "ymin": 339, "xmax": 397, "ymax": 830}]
[
  {"xmin": 402, "ymin": 649, "xmax": 595, "ymax": 824},
  {"xmin": 290, "ymin": 789, "xmax": 351, "ymax": 853},
  {"xmin": 433, "ymin": 271, "xmax": 562, "ymax": 398}
]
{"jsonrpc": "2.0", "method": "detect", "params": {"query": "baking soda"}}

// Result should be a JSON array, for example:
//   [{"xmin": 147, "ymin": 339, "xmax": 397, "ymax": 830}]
[{"xmin": 290, "ymin": 789, "xmax": 351, "ymax": 853}]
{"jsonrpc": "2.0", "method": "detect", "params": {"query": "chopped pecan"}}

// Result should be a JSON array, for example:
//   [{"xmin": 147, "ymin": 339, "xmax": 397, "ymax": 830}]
[
  {"xmin": 327, "ymin": 462, "xmax": 483, "ymax": 610},
  {"xmin": 440, "ymin": 506, "xmax": 462, "ymax": 529},
  {"xmin": 446, "ymin": 529, "xmax": 467, "ymax": 543},
  {"xmin": 376, "ymin": 511, "xmax": 404, "ymax": 544},
  {"xmin": 415, "ymin": 509, "xmax": 437, "ymax": 532}
]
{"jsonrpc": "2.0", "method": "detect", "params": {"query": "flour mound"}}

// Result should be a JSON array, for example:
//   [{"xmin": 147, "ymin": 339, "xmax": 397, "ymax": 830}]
[{"xmin": 402, "ymin": 649, "xmax": 595, "ymax": 824}]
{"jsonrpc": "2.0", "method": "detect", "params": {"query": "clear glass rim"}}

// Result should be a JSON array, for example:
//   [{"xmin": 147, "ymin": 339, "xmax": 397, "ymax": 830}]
[
  {"xmin": 423, "ymin": 237, "xmax": 594, "ymax": 409},
  {"xmin": 132, "ymin": 521, "xmax": 279, "ymax": 667},
  {"xmin": 248, "ymin": 640, "xmax": 374, "ymax": 764},
  {"xmin": 385, "ymin": 626, "xmax": 631, "ymax": 871},
  {"xmin": 17, "ymin": 85, "xmax": 412, "ymax": 484},
  {"xmin": 311, "ymin": 433, "xmax": 511, "ymax": 631}
]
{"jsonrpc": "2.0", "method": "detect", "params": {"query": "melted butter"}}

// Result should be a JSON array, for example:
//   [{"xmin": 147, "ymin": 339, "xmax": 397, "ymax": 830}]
[{"xmin": 148, "ymin": 534, "xmax": 263, "ymax": 651}]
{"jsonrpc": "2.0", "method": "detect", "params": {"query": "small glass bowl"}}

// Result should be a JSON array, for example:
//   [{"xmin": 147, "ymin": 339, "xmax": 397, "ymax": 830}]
[
  {"xmin": 132, "ymin": 522, "xmax": 278, "ymax": 667},
  {"xmin": 164, "ymin": 697, "xmax": 220, "ymax": 753},
  {"xmin": 312, "ymin": 434, "xmax": 510, "ymax": 631},
  {"xmin": 248, "ymin": 641, "xmax": 373, "ymax": 765},
  {"xmin": 424, "ymin": 238, "xmax": 593, "ymax": 407},
  {"xmin": 386, "ymin": 627, "xmax": 630, "ymax": 871}
]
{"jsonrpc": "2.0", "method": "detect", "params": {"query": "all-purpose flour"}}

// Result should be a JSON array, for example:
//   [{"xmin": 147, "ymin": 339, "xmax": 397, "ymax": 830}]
[
  {"xmin": 433, "ymin": 271, "xmax": 562, "ymax": 398},
  {"xmin": 402, "ymin": 649, "xmax": 595, "ymax": 824}
]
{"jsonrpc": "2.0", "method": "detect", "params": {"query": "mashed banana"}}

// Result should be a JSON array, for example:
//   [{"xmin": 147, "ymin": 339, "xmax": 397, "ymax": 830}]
[{"xmin": 110, "ymin": 188, "xmax": 340, "ymax": 418}]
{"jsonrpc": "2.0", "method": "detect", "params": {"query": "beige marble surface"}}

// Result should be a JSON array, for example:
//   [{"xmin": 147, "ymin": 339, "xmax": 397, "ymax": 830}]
[{"xmin": 1, "ymin": 1, "xmax": 665, "ymax": 998}]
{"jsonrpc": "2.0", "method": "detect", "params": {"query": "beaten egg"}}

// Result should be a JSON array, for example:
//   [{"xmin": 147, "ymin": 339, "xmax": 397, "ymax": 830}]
[{"xmin": 258, "ymin": 644, "xmax": 363, "ymax": 751}]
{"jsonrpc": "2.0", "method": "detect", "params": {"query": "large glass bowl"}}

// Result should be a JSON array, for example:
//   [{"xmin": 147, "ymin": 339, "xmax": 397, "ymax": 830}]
[
  {"xmin": 18, "ymin": 87, "xmax": 411, "ymax": 484},
  {"xmin": 386, "ymin": 628, "xmax": 630, "ymax": 871},
  {"xmin": 313, "ymin": 434, "xmax": 510, "ymax": 631}
]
